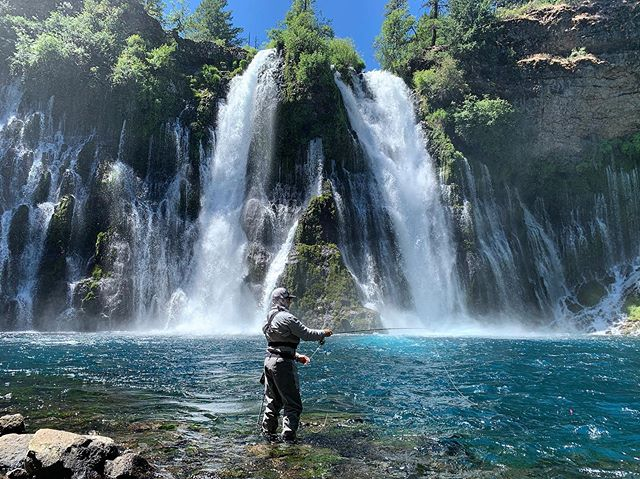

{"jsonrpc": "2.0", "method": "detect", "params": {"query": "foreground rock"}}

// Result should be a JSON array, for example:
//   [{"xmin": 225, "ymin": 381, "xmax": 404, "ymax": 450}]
[
  {"xmin": 0, "ymin": 415, "xmax": 25, "ymax": 436},
  {"xmin": 0, "ymin": 423, "xmax": 167, "ymax": 479},
  {"xmin": 0, "ymin": 434, "xmax": 32, "ymax": 472}
]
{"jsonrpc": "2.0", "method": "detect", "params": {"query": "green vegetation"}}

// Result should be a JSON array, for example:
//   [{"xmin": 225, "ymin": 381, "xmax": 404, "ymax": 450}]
[
  {"xmin": 268, "ymin": 0, "xmax": 365, "ymax": 183},
  {"xmin": 374, "ymin": 0, "xmax": 415, "ymax": 79},
  {"xmin": 270, "ymin": 0, "xmax": 363, "ymax": 101},
  {"xmin": 10, "ymin": 0, "xmax": 128, "ymax": 90},
  {"xmin": 111, "ymin": 34, "xmax": 179, "ymax": 128},
  {"xmin": 186, "ymin": 0, "xmax": 243, "ymax": 46},
  {"xmin": 452, "ymin": 95, "xmax": 515, "ymax": 155},
  {"xmin": 591, "ymin": 132, "xmax": 640, "ymax": 171},
  {"xmin": 4, "ymin": 0, "xmax": 252, "ymax": 137}
]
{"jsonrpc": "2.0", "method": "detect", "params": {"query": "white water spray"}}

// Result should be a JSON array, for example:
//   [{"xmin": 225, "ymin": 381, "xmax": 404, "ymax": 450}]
[
  {"xmin": 336, "ymin": 72, "xmax": 464, "ymax": 328},
  {"xmin": 180, "ymin": 49, "xmax": 279, "ymax": 333}
]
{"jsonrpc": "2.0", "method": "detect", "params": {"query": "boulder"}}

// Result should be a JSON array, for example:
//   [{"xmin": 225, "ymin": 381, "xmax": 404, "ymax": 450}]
[
  {"xmin": 0, "ymin": 434, "xmax": 32, "ymax": 472},
  {"xmin": 25, "ymin": 429, "xmax": 118, "ymax": 478},
  {"xmin": 104, "ymin": 453, "xmax": 154, "ymax": 479},
  {"xmin": 27, "ymin": 428, "xmax": 81, "ymax": 470},
  {"xmin": 0, "ymin": 414, "xmax": 25, "ymax": 435},
  {"xmin": 6, "ymin": 468, "xmax": 29, "ymax": 479},
  {"xmin": 61, "ymin": 436, "xmax": 119, "ymax": 478}
]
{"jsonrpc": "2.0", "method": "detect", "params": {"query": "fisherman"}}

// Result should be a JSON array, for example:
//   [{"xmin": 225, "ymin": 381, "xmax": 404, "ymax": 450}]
[{"xmin": 261, "ymin": 287, "xmax": 332, "ymax": 443}]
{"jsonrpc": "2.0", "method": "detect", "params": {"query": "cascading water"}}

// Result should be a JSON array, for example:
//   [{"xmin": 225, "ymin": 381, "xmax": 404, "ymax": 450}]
[
  {"xmin": 336, "ymin": 72, "xmax": 464, "ymax": 328},
  {"xmin": 178, "ymin": 49, "xmax": 281, "ymax": 333}
]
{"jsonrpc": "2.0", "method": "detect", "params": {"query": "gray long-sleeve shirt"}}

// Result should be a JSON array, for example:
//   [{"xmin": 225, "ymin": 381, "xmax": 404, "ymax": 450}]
[{"xmin": 264, "ymin": 308, "xmax": 325, "ymax": 358}]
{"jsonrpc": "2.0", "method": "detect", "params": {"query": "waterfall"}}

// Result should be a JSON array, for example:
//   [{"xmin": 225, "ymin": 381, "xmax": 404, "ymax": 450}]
[
  {"xmin": 178, "ymin": 49, "xmax": 280, "ymax": 333},
  {"xmin": 336, "ymin": 72, "xmax": 464, "ymax": 327}
]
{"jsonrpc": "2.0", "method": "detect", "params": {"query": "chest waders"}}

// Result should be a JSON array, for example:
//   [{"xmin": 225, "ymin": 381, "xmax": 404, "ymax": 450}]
[{"xmin": 259, "ymin": 309, "xmax": 303, "ymax": 441}]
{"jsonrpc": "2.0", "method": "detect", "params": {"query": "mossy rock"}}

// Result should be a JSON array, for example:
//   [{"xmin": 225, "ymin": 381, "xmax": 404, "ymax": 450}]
[
  {"xmin": 32, "ymin": 169, "xmax": 52, "ymax": 204},
  {"xmin": 576, "ymin": 280, "xmax": 608, "ymax": 308},
  {"xmin": 623, "ymin": 293, "xmax": 640, "ymax": 322},
  {"xmin": 33, "ymin": 195, "xmax": 76, "ymax": 328},
  {"xmin": 8, "ymin": 204, "xmax": 30, "ymax": 256},
  {"xmin": 282, "ymin": 188, "xmax": 380, "ymax": 332},
  {"xmin": 296, "ymin": 184, "xmax": 338, "ymax": 245}
]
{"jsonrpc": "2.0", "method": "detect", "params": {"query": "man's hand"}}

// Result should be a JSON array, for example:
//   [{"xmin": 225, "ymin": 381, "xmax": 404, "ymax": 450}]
[
  {"xmin": 323, "ymin": 329, "xmax": 333, "ymax": 337},
  {"xmin": 296, "ymin": 354, "xmax": 311, "ymax": 365}
]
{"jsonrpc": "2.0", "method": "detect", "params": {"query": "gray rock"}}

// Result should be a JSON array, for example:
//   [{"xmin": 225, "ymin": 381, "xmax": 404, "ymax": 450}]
[
  {"xmin": 104, "ymin": 453, "xmax": 154, "ymax": 479},
  {"xmin": 62, "ymin": 436, "xmax": 119, "ymax": 478},
  {"xmin": 0, "ymin": 434, "xmax": 32, "ymax": 472},
  {"xmin": 6, "ymin": 468, "xmax": 29, "ymax": 479},
  {"xmin": 0, "ymin": 415, "xmax": 25, "ymax": 436},
  {"xmin": 25, "ymin": 429, "xmax": 118, "ymax": 478},
  {"xmin": 27, "ymin": 428, "xmax": 81, "ymax": 470}
]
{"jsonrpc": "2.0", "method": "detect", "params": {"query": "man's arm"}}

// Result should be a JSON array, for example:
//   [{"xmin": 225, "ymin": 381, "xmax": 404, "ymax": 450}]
[{"xmin": 287, "ymin": 316, "xmax": 330, "ymax": 341}]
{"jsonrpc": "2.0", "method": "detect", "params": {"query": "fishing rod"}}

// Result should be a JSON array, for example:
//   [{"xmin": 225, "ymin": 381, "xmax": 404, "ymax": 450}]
[{"xmin": 334, "ymin": 327, "xmax": 435, "ymax": 335}]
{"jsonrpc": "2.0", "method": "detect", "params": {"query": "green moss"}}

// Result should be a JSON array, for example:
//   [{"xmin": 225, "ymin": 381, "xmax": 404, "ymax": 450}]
[
  {"xmin": 627, "ymin": 306, "xmax": 640, "ymax": 322},
  {"xmin": 624, "ymin": 294, "xmax": 640, "ymax": 322},
  {"xmin": 282, "ymin": 184, "xmax": 380, "ymax": 331}
]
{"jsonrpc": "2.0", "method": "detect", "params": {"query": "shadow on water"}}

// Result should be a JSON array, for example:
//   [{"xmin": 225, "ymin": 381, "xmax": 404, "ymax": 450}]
[{"xmin": 1, "ymin": 332, "xmax": 639, "ymax": 478}]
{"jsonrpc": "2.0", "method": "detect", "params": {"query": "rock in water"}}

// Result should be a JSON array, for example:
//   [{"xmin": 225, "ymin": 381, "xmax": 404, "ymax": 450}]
[
  {"xmin": 0, "ymin": 414, "xmax": 25, "ymax": 435},
  {"xmin": 0, "ymin": 434, "xmax": 32, "ymax": 473},
  {"xmin": 104, "ymin": 453, "xmax": 154, "ymax": 479}
]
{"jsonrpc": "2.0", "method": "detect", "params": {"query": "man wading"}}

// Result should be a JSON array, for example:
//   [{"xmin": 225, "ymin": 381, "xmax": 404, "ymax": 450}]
[{"xmin": 261, "ymin": 287, "xmax": 332, "ymax": 443}]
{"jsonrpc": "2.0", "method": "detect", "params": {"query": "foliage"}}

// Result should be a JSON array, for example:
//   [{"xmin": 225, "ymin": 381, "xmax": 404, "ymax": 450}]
[
  {"xmin": 374, "ymin": 0, "xmax": 415, "ymax": 79},
  {"xmin": 10, "ymin": 0, "xmax": 127, "ymax": 88},
  {"xmin": 452, "ymin": 95, "xmax": 515, "ymax": 154},
  {"xmin": 568, "ymin": 46, "xmax": 588, "ymax": 60},
  {"xmin": 591, "ymin": 132, "xmax": 640, "ymax": 171},
  {"xmin": 111, "ymin": 34, "xmax": 179, "ymax": 128},
  {"xmin": 441, "ymin": 0, "xmax": 495, "ymax": 59},
  {"xmin": 187, "ymin": 49, "xmax": 253, "ymax": 136},
  {"xmin": 327, "ymin": 38, "xmax": 365, "ymax": 79},
  {"xmin": 165, "ymin": 0, "xmax": 190, "ymax": 34},
  {"xmin": 413, "ymin": 52, "xmax": 467, "ymax": 111},
  {"xmin": 186, "ymin": 0, "xmax": 243, "ymax": 46}
]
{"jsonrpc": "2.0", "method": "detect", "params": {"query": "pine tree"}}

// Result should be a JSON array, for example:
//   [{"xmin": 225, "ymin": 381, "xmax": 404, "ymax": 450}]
[
  {"xmin": 374, "ymin": 0, "xmax": 415, "ymax": 77},
  {"xmin": 187, "ymin": 0, "xmax": 243, "ymax": 46}
]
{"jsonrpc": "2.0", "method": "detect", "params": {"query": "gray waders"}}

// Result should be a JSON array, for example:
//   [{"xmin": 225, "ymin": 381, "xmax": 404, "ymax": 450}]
[{"xmin": 261, "ymin": 354, "xmax": 303, "ymax": 440}]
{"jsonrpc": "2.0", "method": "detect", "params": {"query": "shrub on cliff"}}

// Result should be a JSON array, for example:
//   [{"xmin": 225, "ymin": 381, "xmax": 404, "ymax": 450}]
[
  {"xmin": 328, "ymin": 38, "xmax": 365, "ymax": 80},
  {"xmin": 111, "ymin": 34, "xmax": 180, "ymax": 126},
  {"xmin": 452, "ymin": 95, "xmax": 515, "ymax": 155},
  {"xmin": 413, "ymin": 52, "xmax": 467, "ymax": 112},
  {"xmin": 10, "ymin": 0, "xmax": 128, "ymax": 89}
]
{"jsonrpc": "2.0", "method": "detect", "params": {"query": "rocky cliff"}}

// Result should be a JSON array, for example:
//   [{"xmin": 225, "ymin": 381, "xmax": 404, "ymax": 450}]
[{"xmin": 499, "ymin": 0, "xmax": 640, "ymax": 161}]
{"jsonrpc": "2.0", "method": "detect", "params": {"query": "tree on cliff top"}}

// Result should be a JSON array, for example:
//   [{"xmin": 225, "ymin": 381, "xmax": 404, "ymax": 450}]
[
  {"xmin": 187, "ymin": 0, "xmax": 243, "ymax": 46},
  {"xmin": 374, "ymin": 0, "xmax": 415, "ymax": 79}
]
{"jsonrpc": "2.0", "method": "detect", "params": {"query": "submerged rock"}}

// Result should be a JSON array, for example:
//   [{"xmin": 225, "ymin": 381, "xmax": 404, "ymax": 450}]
[
  {"xmin": 104, "ymin": 453, "xmax": 154, "ymax": 479},
  {"xmin": 0, "ymin": 414, "xmax": 25, "ymax": 435}
]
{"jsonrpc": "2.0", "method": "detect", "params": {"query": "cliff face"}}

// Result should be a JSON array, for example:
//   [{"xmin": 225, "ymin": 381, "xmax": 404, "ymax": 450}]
[
  {"xmin": 445, "ymin": 0, "xmax": 640, "ymax": 327},
  {"xmin": 499, "ymin": 0, "xmax": 640, "ymax": 160}
]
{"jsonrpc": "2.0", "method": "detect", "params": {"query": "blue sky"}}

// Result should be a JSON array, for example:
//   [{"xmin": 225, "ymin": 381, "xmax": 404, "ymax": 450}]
[{"xmin": 181, "ymin": 0, "xmax": 425, "ymax": 70}]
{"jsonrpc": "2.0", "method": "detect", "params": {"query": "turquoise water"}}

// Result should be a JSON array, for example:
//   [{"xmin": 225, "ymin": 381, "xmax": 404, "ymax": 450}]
[{"xmin": 0, "ymin": 333, "xmax": 639, "ymax": 477}]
